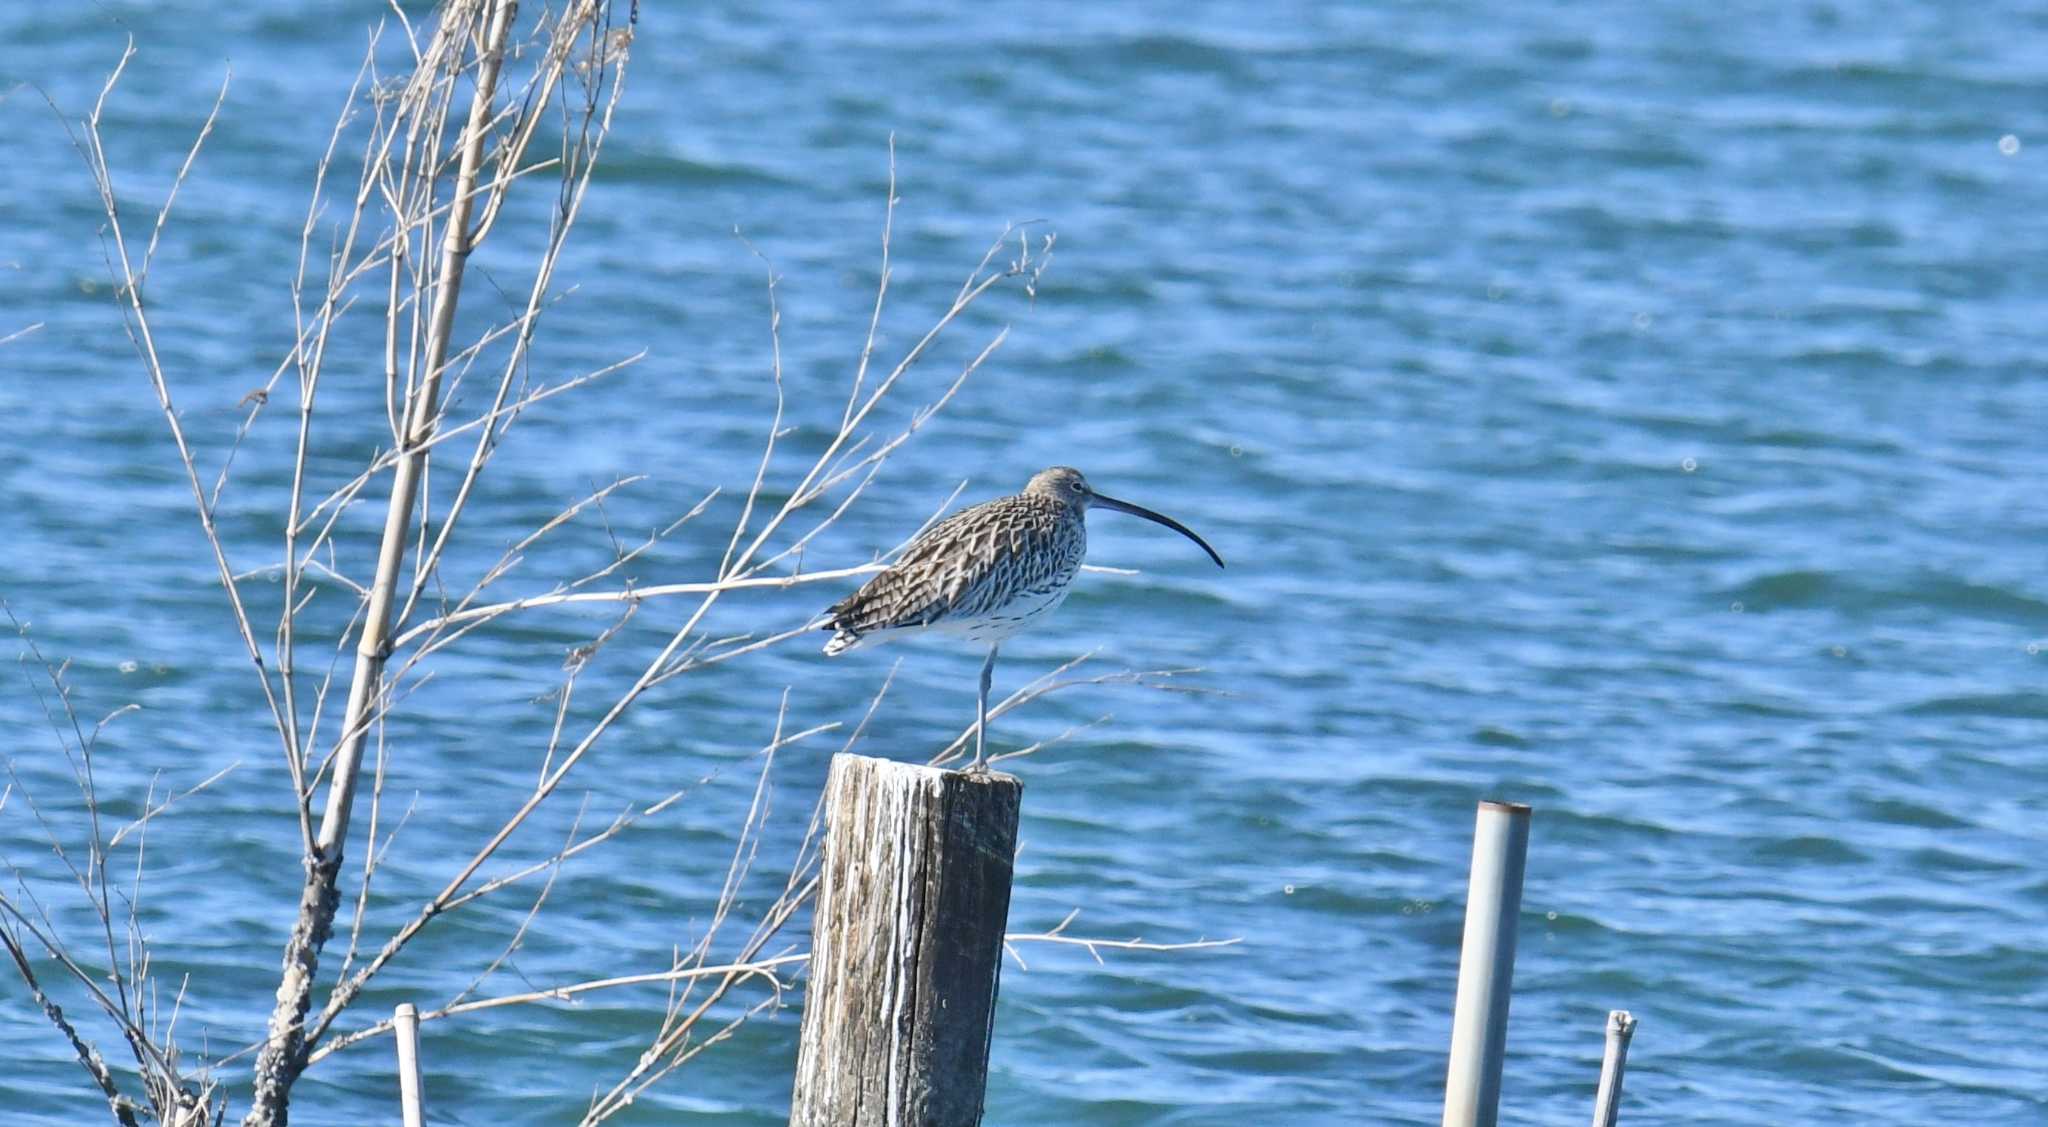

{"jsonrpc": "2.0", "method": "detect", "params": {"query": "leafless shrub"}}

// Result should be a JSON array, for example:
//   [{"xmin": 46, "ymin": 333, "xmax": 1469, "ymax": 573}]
[{"xmin": 4, "ymin": 1, "xmax": 1228, "ymax": 1123}]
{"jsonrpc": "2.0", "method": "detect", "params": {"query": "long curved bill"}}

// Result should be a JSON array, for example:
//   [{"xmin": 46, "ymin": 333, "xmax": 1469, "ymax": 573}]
[{"xmin": 1090, "ymin": 492, "xmax": 1226, "ymax": 568}]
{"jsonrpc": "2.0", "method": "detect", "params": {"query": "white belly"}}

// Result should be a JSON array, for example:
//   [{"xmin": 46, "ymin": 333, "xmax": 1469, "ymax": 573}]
[{"xmin": 937, "ymin": 581, "xmax": 1074, "ymax": 645}]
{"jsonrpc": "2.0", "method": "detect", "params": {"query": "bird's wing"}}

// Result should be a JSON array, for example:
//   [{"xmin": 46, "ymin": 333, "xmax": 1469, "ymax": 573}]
[{"xmin": 827, "ymin": 502, "xmax": 1053, "ymax": 636}]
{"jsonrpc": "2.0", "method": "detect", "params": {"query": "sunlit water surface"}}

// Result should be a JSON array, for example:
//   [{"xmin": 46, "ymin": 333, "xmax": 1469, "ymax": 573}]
[{"xmin": 3, "ymin": 2, "xmax": 2046, "ymax": 1124}]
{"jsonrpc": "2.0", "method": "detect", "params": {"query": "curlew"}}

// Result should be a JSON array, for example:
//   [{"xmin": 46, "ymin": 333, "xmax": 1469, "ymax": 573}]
[{"xmin": 821, "ymin": 466, "xmax": 1224, "ymax": 771}]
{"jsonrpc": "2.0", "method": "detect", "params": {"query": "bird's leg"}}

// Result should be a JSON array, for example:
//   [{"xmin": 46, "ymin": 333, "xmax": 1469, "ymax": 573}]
[{"xmin": 972, "ymin": 645, "xmax": 998, "ymax": 773}]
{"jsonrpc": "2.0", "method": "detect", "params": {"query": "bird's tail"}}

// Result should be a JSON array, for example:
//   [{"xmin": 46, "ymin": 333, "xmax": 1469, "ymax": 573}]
[
  {"xmin": 816, "ymin": 610, "xmax": 863, "ymax": 656},
  {"xmin": 822, "ymin": 629, "xmax": 862, "ymax": 656}
]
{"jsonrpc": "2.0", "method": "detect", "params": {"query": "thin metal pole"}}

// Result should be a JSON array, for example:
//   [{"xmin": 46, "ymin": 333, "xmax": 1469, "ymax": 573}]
[
  {"xmin": 1590, "ymin": 1010, "xmax": 1638, "ymax": 1127},
  {"xmin": 393, "ymin": 1002, "xmax": 425, "ymax": 1127},
  {"xmin": 1442, "ymin": 800, "xmax": 1532, "ymax": 1127}
]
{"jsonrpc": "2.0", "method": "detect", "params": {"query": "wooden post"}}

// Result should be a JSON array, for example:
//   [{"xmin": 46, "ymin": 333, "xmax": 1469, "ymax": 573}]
[
  {"xmin": 790, "ymin": 753, "xmax": 1023, "ymax": 1127},
  {"xmin": 1590, "ymin": 1010, "xmax": 1637, "ymax": 1127},
  {"xmin": 1442, "ymin": 800, "xmax": 1532, "ymax": 1127},
  {"xmin": 393, "ymin": 1002, "xmax": 425, "ymax": 1127}
]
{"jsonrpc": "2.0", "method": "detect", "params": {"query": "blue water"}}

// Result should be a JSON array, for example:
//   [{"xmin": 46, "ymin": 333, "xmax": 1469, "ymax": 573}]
[{"xmin": 4, "ymin": 2, "xmax": 2047, "ymax": 1123}]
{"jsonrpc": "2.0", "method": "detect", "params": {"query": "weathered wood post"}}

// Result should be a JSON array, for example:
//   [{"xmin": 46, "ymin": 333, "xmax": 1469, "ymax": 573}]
[
  {"xmin": 1442, "ymin": 800, "xmax": 1532, "ymax": 1127},
  {"xmin": 1590, "ymin": 1009, "xmax": 1637, "ymax": 1127},
  {"xmin": 393, "ymin": 1002, "xmax": 425, "ymax": 1127},
  {"xmin": 790, "ymin": 753, "xmax": 1024, "ymax": 1127}
]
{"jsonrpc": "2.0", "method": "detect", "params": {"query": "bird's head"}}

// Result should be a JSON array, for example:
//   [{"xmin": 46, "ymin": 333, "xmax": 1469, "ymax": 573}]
[
  {"xmin": 1025, "ymin": 465, "xmax": 1093, "ymax": 504},
  {"xmin": 1021, "ymin": 465, "xmax": 1224, "ymax": 568}
]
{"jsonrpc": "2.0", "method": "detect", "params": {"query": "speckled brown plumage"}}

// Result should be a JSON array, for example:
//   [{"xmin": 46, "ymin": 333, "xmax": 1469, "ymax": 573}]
[{"xmin": 822, "ymin": 473, "xmax": 1086, "ymax": 653}]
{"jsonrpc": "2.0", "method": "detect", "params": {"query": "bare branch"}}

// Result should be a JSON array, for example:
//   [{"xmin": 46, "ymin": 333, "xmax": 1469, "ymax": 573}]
[
  {"xmin": 107, "ymin": 761, "xmax": 240, "ymax": 849},
  {"xmin": 0, "ymin": 924, "xmax": 143, "ymax": 1127},
  {"xmin": 310, "ymin": 953, "xmax": 808, "ymax": 1062},
  {"xmin": 1004, "ymin": 908, "xmax": 1242, "ymax": 970},
  {"xmin": 0, "ymin": 321, "xmax": 44, "ymax": 347},
  {"xmin": 59, "ymin": 52, "xmax": 300, "ymax": 784}
]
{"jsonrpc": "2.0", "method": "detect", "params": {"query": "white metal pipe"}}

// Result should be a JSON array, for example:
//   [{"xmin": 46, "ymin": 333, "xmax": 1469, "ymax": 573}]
[
  {"xmin": 1590, "ymin": 1009, "xmax": 1638, "ymax": 1127},
  {"xmin": 394, "ymin": 1002, "xmax": 425, "ymax": 1127},
  {"xmin": 1442, "ymin": 800, "xmax": 1532, "ymax": 1127}
]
